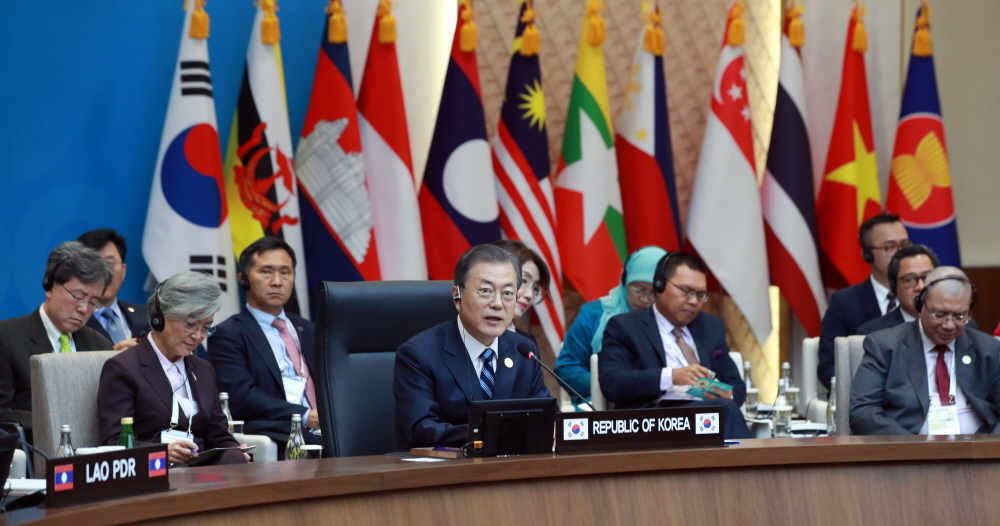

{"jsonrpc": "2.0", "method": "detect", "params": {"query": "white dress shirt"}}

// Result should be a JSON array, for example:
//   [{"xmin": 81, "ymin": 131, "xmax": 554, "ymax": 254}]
[
  {"xmin": 653, "ymin": 307, "xmax": 699, "ymax": 401},
  {"xmin": 247, "ymin": 305, "xmax": 310, "ymax": 409},
  {"xmin": 38, "ymin": 305, "xmax": 76, "ymax": 353},
  {"xmin": 457, "ymin": 315, "xmax": 498, "ymax": 378},
  {"xmin": 148, "ymin": 334, "xmax": 198, "ymax": 421},
  {"xmin": 917, "ymin": 321, "xmax": 984, "ymax": 434},
  {"xmin": 870, "ymin": 276, "xmax": 896, "ymax": 316}
]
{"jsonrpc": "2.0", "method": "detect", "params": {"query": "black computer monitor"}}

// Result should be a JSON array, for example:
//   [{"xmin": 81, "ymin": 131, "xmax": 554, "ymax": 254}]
[{"xmin": 467, "ymin": 398, "xmax": 557, "ymax": 457}]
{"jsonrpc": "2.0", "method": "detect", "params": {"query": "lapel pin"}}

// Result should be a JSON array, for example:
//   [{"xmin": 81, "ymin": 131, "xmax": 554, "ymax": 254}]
[
  {"xmin": 504, "ymin": 357, "xmax": 514, "ymax": 369},
  {"xmin": 127, "ymin": 307, "xmax": 135, "ymax": 313},
  {"xmin": 962, "ymin": 355, "xmax": 972, "ymax": 365},
  {"xmin": 297, "ymin": 326, "xmax": 303, "ymax": 332}
]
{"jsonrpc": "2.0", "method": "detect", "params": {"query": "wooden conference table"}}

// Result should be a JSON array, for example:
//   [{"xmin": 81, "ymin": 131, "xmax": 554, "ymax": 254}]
[{"xmin": 4, "ymin": 435, "xmax": 1000, "ymax": 525}]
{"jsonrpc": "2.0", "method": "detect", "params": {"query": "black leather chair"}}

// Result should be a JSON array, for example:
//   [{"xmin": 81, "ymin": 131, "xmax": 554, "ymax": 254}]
[{"xmin": 314, "ymin": 280, "xmax": 456, "ymax": 457}]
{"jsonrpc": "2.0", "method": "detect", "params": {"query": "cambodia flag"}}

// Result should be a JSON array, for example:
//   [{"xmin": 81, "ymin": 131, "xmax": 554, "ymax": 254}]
[
  {"xmin": 54, "ymin": 464, "xmax": 74, "ymax": 491},
  {"xmin": 418, "ymin": 0, "xmax": 500, "ymax": 280},
  {"xmin": 149, "ymin": 451, "xmax": 167, "ymax": 477},
  {"xmin": 296, "ymin": 6, "xmax": 380, "ymax": 302},
  {"xmin": 886, "ymin": 4, "xmax": 960, "ymax": 266}
]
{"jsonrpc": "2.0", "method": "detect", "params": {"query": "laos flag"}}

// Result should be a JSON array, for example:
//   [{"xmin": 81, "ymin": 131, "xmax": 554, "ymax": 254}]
[
  {"xmin": 418, "ymin": 0, "xmax": 501, "ymax": 279},
  {"xmin": 886, "ymin": 4, "xmax": 961, "ymax": 266}
]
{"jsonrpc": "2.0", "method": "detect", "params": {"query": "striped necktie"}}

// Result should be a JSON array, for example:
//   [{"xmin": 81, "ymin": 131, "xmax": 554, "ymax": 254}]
[{"xmin": 479, "ymin": 348, "xmax": 495, "ymax": 400}]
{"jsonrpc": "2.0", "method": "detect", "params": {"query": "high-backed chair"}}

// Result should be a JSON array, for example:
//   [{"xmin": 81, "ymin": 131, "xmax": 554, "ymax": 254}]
[
  {"xmin": 590, "ymin": 354, "xmax": 606, "ymax": 411},
  {"xmin": 834, "ymin": 335, "xmax": 867, "ymax": 436},
  {"xmin": 315, "ymin": 281, "xmax": 456, "ymax": 457},
  {"xmin": 799, "ymin": 337, "xmax": 828, "ymax": 422}
]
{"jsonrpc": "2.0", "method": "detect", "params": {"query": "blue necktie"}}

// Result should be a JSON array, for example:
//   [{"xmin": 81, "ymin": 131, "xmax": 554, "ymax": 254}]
[
  {"xmin": 101, "ymin": 309, "xmax": 127, "ymax": 343},
  {"xmin": 479, "ymin": 348, "xmax": 495, "ymax": 400}
]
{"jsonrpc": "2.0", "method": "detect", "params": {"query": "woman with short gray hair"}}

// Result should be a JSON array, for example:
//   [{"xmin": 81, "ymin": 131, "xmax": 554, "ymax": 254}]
[{"xmin": 97, "ymin": 272, "xmax": 248, "ymax": 466}]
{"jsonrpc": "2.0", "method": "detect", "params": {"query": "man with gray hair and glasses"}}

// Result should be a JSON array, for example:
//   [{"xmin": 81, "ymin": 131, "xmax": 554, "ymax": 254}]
[
  {"xmin": 851, "ymin": 266, "xmax": 1000, "ymax": 436},
  {"xmin": 0, "ymin": 241, "xmax": 114, "ymax": 439}
]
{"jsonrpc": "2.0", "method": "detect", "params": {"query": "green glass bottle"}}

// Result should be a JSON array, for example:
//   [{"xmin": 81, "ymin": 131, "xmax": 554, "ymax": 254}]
[{"xmin": 118, "ymin": 417, "xmax": 136, "ymax": 449}]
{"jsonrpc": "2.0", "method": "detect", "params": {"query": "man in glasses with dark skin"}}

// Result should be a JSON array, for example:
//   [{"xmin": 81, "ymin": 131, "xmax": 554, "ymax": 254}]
[
  {"xmin": 851, "ymin": 267, "xmax": 1000, "ymax": 435},
  {"xmin": 818, "ymin": 213, "xmax": 910, "ymax": 391},
  {"xmin": 393, "ymin": 245, "xmax": 549, "ymax": 449}
]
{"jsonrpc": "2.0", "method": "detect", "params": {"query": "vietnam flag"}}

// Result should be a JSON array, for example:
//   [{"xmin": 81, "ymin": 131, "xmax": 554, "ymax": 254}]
[
  {"xmin": 555, "ymin": 0, "xmax": 627, "ymax": 302},
  {"xmin": 887, "ymin": 1, "xmax": 961, "ymax": 266},
  {"xmin": 815, "ymin": 5, "xmax": 881, "ymax": 289},
  {"xmin": 296, "ymin": 1, "xmax": 380, "ymax": 303},
  {"xmin": 419, "ymin": 0, "xmax": 500, "ymax": 280},
  {"xmin": 615, "ymin": 2, "xmax": 681, "ymax": 253}
]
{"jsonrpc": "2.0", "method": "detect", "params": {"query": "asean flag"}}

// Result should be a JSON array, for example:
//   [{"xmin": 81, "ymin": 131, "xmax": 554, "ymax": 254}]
[
  {"xmin": 296, "ymin": 5, "xmax": 380, "ymax": 303},
  {"xmin": 419, "ymin": 0, "xmax": 500, "ymax": 280},
  {"xmin": 887, "ymin": 4, "xmax": 960, "ymax": 266}
]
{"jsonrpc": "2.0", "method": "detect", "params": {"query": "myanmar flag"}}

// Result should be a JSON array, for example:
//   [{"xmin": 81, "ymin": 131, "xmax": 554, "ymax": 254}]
[{"xmin": 555, "ymin": 0, "xmax": 627, "ymax": 302}]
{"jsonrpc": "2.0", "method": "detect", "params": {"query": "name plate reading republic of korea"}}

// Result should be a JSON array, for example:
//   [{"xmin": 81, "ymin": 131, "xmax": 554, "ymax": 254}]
[
  {"xmin": 46, "ymin": 444, "xmax": 171, "ymax": 508},
  {"xmin": 555, "ymin": 406, "xmax": 725, "ymax": 454}
]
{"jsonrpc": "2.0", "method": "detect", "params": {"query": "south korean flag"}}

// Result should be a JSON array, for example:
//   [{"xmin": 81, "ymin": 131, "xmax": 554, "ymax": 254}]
[{"xmin": 695, "ymin": 413, "xmax": 720, "ymax": 434}]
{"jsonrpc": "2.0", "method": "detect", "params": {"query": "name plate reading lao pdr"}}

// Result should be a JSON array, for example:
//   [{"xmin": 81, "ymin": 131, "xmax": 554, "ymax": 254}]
[
  {"xmin": 555, "ymin": 406, "xmax": 725, "ymax": 454},
  {"xmin": 46, "ymin": 444, "xmax": 171, "ymax": 508}
]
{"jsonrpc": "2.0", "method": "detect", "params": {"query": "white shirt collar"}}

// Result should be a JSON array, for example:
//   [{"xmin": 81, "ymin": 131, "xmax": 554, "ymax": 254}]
[
  {"xmin": 901, "ymin": 310, "xmax": 916, "ymax": 322},
  {"xmin": 652, "ymin": 305, "xmax": 690, "ymax": 341},
  {"xmin": 38, "ymin": 305, "xmax": 74, "ymax": 353},
  {"xmin": 870, "ymin": 275, "xmax": 895, "ymax": 315},
  {"xmin": 457, "ymin": 315, "xmax": 499, "ymax": 374},
  {"xmin": 918, "ymin": 319, "xmax": 955, "ymax": 354},
  {"xmin": 148, "ymin": 333, "xmax": 186, "ymax": 375}
]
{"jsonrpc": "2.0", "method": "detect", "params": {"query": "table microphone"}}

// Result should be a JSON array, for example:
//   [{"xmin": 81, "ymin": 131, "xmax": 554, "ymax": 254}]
[{"xmin": 516, "ymin": 342, "xmax": 596, "ymax": 412}]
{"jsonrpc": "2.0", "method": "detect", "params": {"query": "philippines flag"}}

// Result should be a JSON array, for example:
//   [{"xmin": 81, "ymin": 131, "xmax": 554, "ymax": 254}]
[
  {"xmin": 54, "ymin": 464, "xmax": 74, "ymax": 491},
  {"xmin": 886, "ymin": 3, "xmax": 960, "ymax": 266},
  {"xmin": 686, "ymin": 2, "xmax": 772, "ymax": 345},
  {"xmin": 296, "ymin": 2, "xmax": 380, "ymax": 305},
  {"xmin": 358, "ymin": 0, "xmax": 427, "ymax": 280},
  {"xmin": 616, "ymin": 3, "xmax": 682, "ymax": 252},
  {"xmin": 492, "ymin": 1, "xmax": 564, "ymax": 351},
  {"xmin": 761, "ymin": 6, "xmax": 827, "ymax": 337},
  {"xmin": 142, "ymin": 0, "xmax": 239, "ymax": 321},
  {"xmin": 419, "ymin": 0, "xmax": 500, "ymax": 280},
  {"xmin": 149, "ymin": 451, "xmax": 167, "ymax": 477}
]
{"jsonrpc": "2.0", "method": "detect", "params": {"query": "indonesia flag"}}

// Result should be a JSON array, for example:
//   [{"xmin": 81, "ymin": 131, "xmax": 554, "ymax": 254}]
[
  {"xmin": 358, "ymin": 0, "xmax": 427, "ymax": 280},
  {"xmin": 419, "ymin": 0, "xmax": 500, "ymax": 280},
  {"xmin": 142, "ymin": 0, "xmax": 239, "ymax": 321},
  {"xmin": 616, "ymin": 3, "xmax": 682, "ymax": 252},
  {"xmin": 296, "ymin": 1, "xmax": 380, "ymax": 304},
  {"xmin": 555, "ymin": 0, "xmax": 628, "ymax": 302},
  {"xmin": 686, "ymin": 2, "xmax": 772, "ymax": 344},
  {"xmin": 492, "ymin": 1, "xmax": 565, "ymax": 350},
  {"xmin": 761, "ymin": 5, "xmax": 826, "ymax": 337},
  {"xmin": 887, "ymin": 3, "xmax": 961, "ymax": 266}
]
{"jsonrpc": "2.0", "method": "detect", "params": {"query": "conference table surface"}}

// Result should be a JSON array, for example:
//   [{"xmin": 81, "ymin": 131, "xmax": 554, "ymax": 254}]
[{"xmin": 5, "ymin": 434, "xmax": 1000, "ymax": 525}]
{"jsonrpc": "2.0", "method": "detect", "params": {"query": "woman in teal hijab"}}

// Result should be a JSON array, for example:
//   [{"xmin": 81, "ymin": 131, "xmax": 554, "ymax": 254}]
[{"xmin": 553, "ymin": 246, "xmax": 667, "ymax": 401}]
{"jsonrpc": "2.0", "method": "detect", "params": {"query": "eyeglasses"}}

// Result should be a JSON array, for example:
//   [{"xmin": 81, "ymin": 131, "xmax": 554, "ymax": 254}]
[
  {"xmin": 60, "ymin": 283, "xmax": 102, "ymax": 311},
  {"xmin": 868, "ymin": 240, "xmax": 911, "ymax": 255},
  {"xmin": 459, "ymin": 286, "xmax": 518, "ymax": 305},
  {"xmin": 628, "ymin": 284, "xmax": 656, "ymax": 302},
  {"xmin": 924, "ymin": 307, "xmax": 969, "ymax": 324},
  {"xmin": 519, "ymin": 281, "xmax": 545, "ymax": 304},
  {"xmin": 668, "ymin": 281, "xmax": 710, "ymax": 303},
  {"xmin": 181, "ymin": 319, "xmax": 216, "ymax": 337},
  {"xmin": 897, "ymin": 272, "xmax": 930, "ymax": 288}
]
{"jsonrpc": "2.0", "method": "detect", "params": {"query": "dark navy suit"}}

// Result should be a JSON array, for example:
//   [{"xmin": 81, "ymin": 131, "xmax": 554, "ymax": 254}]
[
  {"xmin": 86, "ymin": 300, "xmax": 149, "ymax": 342},
  {"xmin": 818, "ymin": 279, "xmax": 882, "ymax": 390},
  {"xmin": 598, "ymin": 308, "xmax": 750, "ymax": 439},
  {"xmin": 393, "ymin": 318, "xmax": 550, "ymax": 449}
]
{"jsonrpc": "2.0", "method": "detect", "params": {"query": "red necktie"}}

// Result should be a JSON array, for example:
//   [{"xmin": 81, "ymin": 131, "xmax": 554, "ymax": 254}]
[
  {"xmin": 272, "ymin": 318, "xmax": 317, "ymax": 409},
  {"xmin": 933, "ymin": 344, "xmax": 951, "ymax": 405}
]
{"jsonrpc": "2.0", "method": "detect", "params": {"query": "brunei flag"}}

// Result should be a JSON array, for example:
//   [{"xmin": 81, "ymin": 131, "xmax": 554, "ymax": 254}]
[
  {"xmin": 296, "ymin": 0, "xmax": 380, "ymax": 305},
  {"xmin": 815, "ymin": 5, "xmax": 881, "ymax": 289},
  {"xmin": 358, "ymin": 0, "xmax": 426, "ymax": 280},
  {"xmin": 492, "ymin": 1, "xmax": 565, "ymax": 350},
  {"xmin": 887, "ymin": 1, "xmax": 961, "ymax": 266},
  {"xmin": 616, "ymin": 2, "xmax": 681, "ymax": 253},
  {"xmin": 555, "ymin": 0, "xmax": 627, "ymax": 302},
  {"xmin": 224, "ymin": 0, "xmax": 309, "ymax": 316},
  {"xmin": 419, "ymin": 0, "xmax": 500, "ymax": 280},
  {"xmin": 143, "ymin": 0, "xmax": 239, "ymax": 321}
]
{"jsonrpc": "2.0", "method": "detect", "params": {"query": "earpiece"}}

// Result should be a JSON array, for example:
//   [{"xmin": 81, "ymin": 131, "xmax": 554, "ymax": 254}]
[
  {"xmin": 652, "ymin": 252, "xmax": 677, "ymax": 294},
  {"xmin": 862, "ymin": 247, "xmax": 875, "ymax": 264},
  {"xmin": 149, "ymin": 282, "xmax": 165, "ymax": 332},
  {"xmin": 913, "ymin": 275, "xmax": 977, "ymax": 313},
  {"xmin": 42, "ymin": 256, "xmax": 68, "ymax": 291}
]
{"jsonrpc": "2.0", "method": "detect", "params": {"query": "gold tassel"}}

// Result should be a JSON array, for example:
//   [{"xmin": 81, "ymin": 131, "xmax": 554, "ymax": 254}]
[
  {"xmin": 520, "ymin": 1, "xmax": 541, "ymax": 56},
  {"xmin": 728, "ymin": 1, "xmax": 745, "ymax": 47},
  {"xmin": 642, "ymin": 4, "xmax": 665, "ymax": 56},
  {"xmin": 326, "ymin": 0, "xmax": 348, "ymax": 44},
  {"xmin": 189, "ymin": 0, "xmax": 210, "ymax": 39},
  {"xmin": 912, "ymin": 1, "xmax": 932, "ymax": 57},
  {"xmin": 260, "ymin": 0, "xmax": 281, "ymax": 45},
  {"xmin": 378, "ymin": 0, "xmax": 396, "ymax": 44},
  {"xmin": 852, "ymin": 4, "xmax": 867, "ymax": 54},
  {"xmin": 585, "ymin": 0, "xmax": 606, "ymax": 46},
  {"xmin": 787, "ymin": 1, "xmax": 804, "ymax": 48},
  {"xmin": 460, "ymin": 0, "xmax": 478, "ymax": 53}
]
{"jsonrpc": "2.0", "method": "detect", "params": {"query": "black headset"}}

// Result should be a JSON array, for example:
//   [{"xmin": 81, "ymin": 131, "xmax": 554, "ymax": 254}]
[
  {"xmin": 652, "ymin": 252, "xmax": 678, "ymax": 294},
  {"xmin": 913, "ymin": 275, "xmax": 977, "ymax": 313},
  {"xmin": 41, "ymin": 256, "xmax": 68, "ymax": 291},
  {"xmin": 236, "ymin": 253, "xmax": 251, "ymax": 291},
  {"xmin": 149, "ymin": 281, "xmax": 166, "ymax": 332},
  {"xmin": 858, "ymin": 229, "xmax": 875, "ymax": 264}
]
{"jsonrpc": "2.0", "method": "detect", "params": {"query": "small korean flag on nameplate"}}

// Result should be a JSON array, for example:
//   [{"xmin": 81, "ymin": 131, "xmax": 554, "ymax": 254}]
[
  {"xmin": 695, "ymin": 413, "xmax": 720, "ymax": 434},
  {"xmin": 564, "ymin": 418, "xmax": 588, "ymax": 440}
]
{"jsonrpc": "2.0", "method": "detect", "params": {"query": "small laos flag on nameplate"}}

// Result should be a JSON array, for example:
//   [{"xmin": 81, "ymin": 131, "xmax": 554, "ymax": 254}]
[
  {"xmin": 149, "ymin": 451, "xmax": 167, "ymax": 477},
  {"xmin": 54, "ymin": 464, "xmax": 74, "ymax": 491}
]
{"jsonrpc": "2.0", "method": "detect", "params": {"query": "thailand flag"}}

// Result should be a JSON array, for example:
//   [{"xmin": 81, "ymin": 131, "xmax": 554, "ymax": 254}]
[
  {"xmin": 297, "ymin": 7, "xmax": 380, "ymax": 303},
  {"xmin": 418, "ymin": 1, "xmax": 500, "ymax": 280},
  {"xmin": 149, "ymin": 451, "xmax": 167, "ymax": 477},
  {"xmin": 54, "ymin": 464, "xmax": 74, "ymax": 491}
]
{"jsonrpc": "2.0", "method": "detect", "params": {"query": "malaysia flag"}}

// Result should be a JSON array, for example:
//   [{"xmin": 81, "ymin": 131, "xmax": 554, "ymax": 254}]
[
  {"xmin": 297, "ymin": 2, "xmax": 380, "ymax": 304},
  {"xmin": 418, "ymin": 0, "xmax": 501, "ymax": 280},
  {"xmin": 149, "ymin": 451, "xmax": 167, "ymax": 477},
  {"xmin": 54, "ymin": 464, "xmax": 74, "ymax": 491}
]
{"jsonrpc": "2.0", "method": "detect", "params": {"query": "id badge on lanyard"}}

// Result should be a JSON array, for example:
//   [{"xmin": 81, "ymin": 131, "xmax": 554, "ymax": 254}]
[
  {"xmin": 162, "ymin": 376, "xmax": 194, "ymax": 443},
  {"xmin": 928, "ymin": 355, "xmax": 960, "ymax": 435},
  {"xmin": 283, "ymin": 376, "xmax": 307, "ymax": 405}
]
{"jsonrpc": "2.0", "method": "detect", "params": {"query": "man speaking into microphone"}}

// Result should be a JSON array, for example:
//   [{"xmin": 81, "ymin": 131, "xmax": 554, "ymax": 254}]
[{"xmin": 393, "ymin": 245, "xmax": 550, "ymax": 449}]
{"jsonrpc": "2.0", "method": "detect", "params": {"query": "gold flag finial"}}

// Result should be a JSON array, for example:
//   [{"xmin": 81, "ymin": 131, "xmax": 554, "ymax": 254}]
[
  {"xmin": 259, "ymin": 0, "xmax": 281, "ymax": 45},
  {"xmin": 378, "ymin": 0, "xmax": 396, "ymax": 44},
  {"xmin": 326, "ymin": 0, "xmax": 348, "ymax": 44},
  {"xmin": 459, "ymin": 0, "xmax": 479, "ymax": 53},
  {"xmin": 727, "ymin": 1, "xmax": 746, "ymax": 47},
  {"xmin": 519, "ymin": 0, "xmax": 541, "ymax": 56},
  {"xmin": 912, "ymin": 0, "xmax": 932, "ymax": 57}
]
